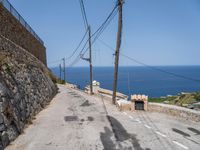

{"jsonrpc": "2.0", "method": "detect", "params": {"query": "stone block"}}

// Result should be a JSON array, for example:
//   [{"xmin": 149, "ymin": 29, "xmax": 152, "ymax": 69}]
[
  {"xmin": 1, "ymin": 131, "xmax": 9, "ymax": 147},
  {"xmin": 116, "ymin": 99, "xmax": 133, "ymax": 111},
  {"xmin": 0, "ymin": 114, "xmax": 4, "ymax": 124},
  {"xmin": 0, "ymin": 124, "xmax": 5, "ymax": 132}
]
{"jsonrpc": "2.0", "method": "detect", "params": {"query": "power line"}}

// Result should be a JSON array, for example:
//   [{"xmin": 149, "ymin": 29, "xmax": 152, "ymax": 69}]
[
  {"xmin": 68, "ymin": 54, "xmax": 81, "ymax": 67},
  {"xmin": 98, "ymin": 39, "xmax": 200, "ymax": 83},
  {"xmin": 68, "ymin": 3, "xmax": 118, "ymax": 66},
  {"xmin": 66, "ymin": 38, "xmax": 89, "ymax": 67},
  {"xmin": 48, "ymin": 29, "xmax": 88, "ymax": 65},
  {"xmin": 93, "ymin": 11, "xmax": 118, "ymax": 42},
  {"xmin": 91, "ymin": 4, "xmax": 118, "ymax": 38},
  {"xmin": 82, "ymin": 5, "xmax": 118, "ymax": 56},
  {"xmin": 49, "ymin": 0, "xmax": 90, "ymax": 66},
  {"xmin": 66, "ymin": 29, "xmax": 88, "ymax": 60},
  {"xmin": 79, "ymin": 0, "xmax": 93, "ymax": 94},
  {"xmin": 79, "ymin": 0, "xmax": 86, "ymax": 28},
  {"xmin": 79, "ymin": 0, "xmax": 89, "ymax": 29},
  {"xmin": 66, "ymin": 0, "xmax": 90, "ymax": 68}
]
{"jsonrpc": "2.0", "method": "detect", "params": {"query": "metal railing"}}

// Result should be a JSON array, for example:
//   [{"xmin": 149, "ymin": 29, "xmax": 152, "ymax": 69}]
[{"xmin": 0, "ymin": 0, "xmax": 44, "ymax": 45}]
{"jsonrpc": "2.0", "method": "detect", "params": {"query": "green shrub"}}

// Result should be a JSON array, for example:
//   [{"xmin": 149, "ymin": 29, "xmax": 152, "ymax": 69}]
[
  {"xmin": 4, "ymin": 63, "xmax": 12, "ymax": 74},
  {"xmin": 148, "ymin": 98, "xmax": 166, "ymax": 103},
  {"xmin": 47, "ymin": 70, "xmax": 66, "ymax": 84},
  {"xmin": 48, "ymin": 71, "xmax": 57, "ymax": 83},
  {"xmin": 193, "ymin": 93, "xmax": 200, "ymax": 102}
]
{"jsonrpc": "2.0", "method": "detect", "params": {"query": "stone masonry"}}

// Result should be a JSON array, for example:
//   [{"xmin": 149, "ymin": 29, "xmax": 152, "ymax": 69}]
[
  {"xmin": 148, "ymin": 102, "xmax": 200, "ymax": 122},
  {"xmin": 0, "ymin": 35, "xmax": 57, "ymax": 149},
  {"xmin": 0, "ymin": 3, "xmax": 46, "ymax": 65}
]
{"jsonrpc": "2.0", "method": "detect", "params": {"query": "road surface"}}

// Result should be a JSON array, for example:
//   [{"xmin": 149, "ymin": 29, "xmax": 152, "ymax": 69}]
[{"xmin": 6, "ymin": 85, "xmax": 200, "ymax": 150}]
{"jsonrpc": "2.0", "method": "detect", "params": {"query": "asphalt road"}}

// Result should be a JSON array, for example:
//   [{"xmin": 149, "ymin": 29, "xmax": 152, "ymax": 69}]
[{"xmin": 6, "ymin": 85, "xmax": 200, "ymax": 150}]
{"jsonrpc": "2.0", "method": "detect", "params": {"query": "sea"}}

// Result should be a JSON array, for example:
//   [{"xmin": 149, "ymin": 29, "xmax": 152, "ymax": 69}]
[{"xmin": 51, "ymin": 66, "xmax": 200, "ymax": 98}]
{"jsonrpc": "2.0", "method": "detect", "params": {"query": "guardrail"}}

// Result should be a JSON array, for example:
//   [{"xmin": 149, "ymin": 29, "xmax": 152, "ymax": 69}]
[{"xmin": 0, "ymin": 0, "xmax": 44, "ymax": 45}]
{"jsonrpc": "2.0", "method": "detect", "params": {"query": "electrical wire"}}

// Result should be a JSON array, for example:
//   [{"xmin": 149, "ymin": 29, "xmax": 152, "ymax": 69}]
[
  {"xmin": 68, "ymin": 55, "xmax": 81, "ymax": 67},
  {"xmin": 49, "ymin": 1, "xmax": 119, "ymax": 67},
  {"xmin": 66, "ymin": 29, "xmax": 88, "ymax": 60},
  {"xmin": 98, "ymin": 39, "xmax": 200, "ymax": 83},
  {"xmin": 68, "ymin": 3, "xmax": 118, "ymax": 66},
  {"xmin": 49, "ymin": 0, "xmax": 89, "ymax": 66},
  {"xmin": 82, "ymin": 5, "xmax": 118, "ymax": 56},
  {"xmin": 79, "ymin": 0, "xmax": 89, "ymax": 29}
]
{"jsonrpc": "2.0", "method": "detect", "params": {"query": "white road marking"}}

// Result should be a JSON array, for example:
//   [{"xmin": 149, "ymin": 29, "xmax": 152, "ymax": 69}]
[
  {"xmin": 135, "ymin": 119, "xmax": 142, "ymax": 123},
  {"xmin": 173, "ymin": 141, "xmax": 189, "ymax": 150},
  {"xmin": 155, "ymin": 131, "xmax": 167, "ymax": 137},
  {"xmin": 123, "ymin": 112, "xmax": 127, "ymax": 115},
  {"xmin": 135, "ymin": 119, "xmax": 140, "ymax": 121},
  {"xmin": 129, "ymin": 116, "xmax": 133, "ymax": 119},
  {"xmin": 136, "ymin": 120, "xmax": 141, "ymax": 123},
  {"xmin": 144, "ymin": 124, "xmax": 151, "ymax": 129}
]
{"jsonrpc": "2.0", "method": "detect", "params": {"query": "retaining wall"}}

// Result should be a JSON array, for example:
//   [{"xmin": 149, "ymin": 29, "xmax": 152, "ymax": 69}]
[
  {"xmin": 0, "ymin": 35, "xmax": 57, "ymax": 149},
  {"xmin": 148, "ymin": 103, "xmax": 200, "ymax": 122},
  {"xmin": 0, "ymin": 3, "xmax": 46, "ymax": 65}
]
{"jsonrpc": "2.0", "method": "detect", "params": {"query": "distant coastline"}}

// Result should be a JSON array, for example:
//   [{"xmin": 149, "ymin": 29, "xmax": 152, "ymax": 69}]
[
  {"xmin": 51, "ymin": 66, "xmax": 200, "ymax": 98},
  {"xmin": 50, "ymin": 65, "xmax": 200, "ymax": 69}
]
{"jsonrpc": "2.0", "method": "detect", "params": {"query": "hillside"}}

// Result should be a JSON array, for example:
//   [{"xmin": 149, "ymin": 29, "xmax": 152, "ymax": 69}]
[{"xmin": 149, "ymin": 92, "xmax": 200, "ymax": 110}]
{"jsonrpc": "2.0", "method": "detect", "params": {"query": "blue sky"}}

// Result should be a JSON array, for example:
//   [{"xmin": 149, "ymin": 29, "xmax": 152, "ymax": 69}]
[{"xmin": 8, "ymin": 0, "xmax": 200, "ymax": 67}]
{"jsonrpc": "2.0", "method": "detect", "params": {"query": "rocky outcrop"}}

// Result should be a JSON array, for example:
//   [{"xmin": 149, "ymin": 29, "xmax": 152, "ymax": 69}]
[{"xmin": 0, "ymin": 35, "xmax": 57, "ymax": 149}]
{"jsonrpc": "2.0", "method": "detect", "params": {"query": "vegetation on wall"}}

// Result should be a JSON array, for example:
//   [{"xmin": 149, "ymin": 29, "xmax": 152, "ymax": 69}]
[{"xmin": 149, "ymin": 92, "xmax": 200, "ymax": 109}]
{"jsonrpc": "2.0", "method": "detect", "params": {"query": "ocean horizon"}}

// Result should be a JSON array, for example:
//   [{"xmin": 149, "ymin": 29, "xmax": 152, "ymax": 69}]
[{"xmin": 51, "ymin": 66, "xmax": 200, "ymax": 98}]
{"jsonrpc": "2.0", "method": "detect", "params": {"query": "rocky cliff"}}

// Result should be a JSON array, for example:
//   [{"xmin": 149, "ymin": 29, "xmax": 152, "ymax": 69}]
[{"xmin": 0, "ymin": 35, "xmax": 57, "ymax": 149}]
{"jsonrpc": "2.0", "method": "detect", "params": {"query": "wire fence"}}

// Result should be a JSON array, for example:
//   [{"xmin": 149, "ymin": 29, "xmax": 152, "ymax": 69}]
[{"xmin": 0, "ymin": 0, "xmax": 44, "ymax": 45}]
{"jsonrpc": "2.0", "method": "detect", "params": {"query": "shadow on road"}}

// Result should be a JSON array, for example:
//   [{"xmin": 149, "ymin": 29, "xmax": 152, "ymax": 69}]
[
  {"xmin": 188, "ymin": 127, "xmax": 200, "ymax": 135},
  {"xmin": 172, "ymin": 128, "xmax": 190, "ymax": 137},
  {"xmin": 100, "ymin": 115, "xmax": 151, "ymax": 150}
]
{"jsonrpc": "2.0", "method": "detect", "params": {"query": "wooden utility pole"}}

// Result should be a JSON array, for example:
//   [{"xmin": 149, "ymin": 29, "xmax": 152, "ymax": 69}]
[
  {"xmin": 62, "ymin": 58, "xmax": 66, "ymax": 83},
  {"xmin": 89, "ymin": 26, "xmax": 93, "ymax": 95},
  {"xmin": 112, "ymin": 0, "xmax": 123, "ymax": 104},
  {"xmin": 80, "ymin": 26, "xmax": 93, "ymax": 95},
  {"xmin": 59, "ymin": 64, "xmax": 62, "ymax": 80}
]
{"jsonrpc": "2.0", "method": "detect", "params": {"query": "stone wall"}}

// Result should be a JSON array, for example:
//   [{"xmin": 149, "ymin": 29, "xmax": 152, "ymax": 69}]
[
  {"xmin": 0, "ymin": 4, "xmax": 46, "ymax": 65},
  {"xmin": 148, "ymin": 103, "xmax": 200, "ymax": 122},
  {"xmin": 0, "ymin": 35, "xmax": 57, "ymax": 149}
]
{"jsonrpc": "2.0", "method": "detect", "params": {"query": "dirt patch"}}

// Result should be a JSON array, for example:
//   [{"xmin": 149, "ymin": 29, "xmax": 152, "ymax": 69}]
[
  {"xmin": 172, "ymin": 128, "xmax": 190, "ymax": 137},
  {"xmin": 88, "ymin": 116, "xmax": 94, "ymax": 121},
  {"xmin": 80, "ymin": 100, "xmax": 91, "ymax": 107},
  {"xmin": 64, "ymin": 116, "xmax": 78, "ymax": 122}
]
